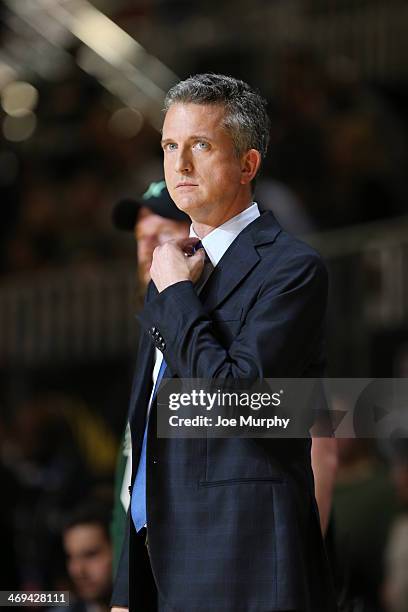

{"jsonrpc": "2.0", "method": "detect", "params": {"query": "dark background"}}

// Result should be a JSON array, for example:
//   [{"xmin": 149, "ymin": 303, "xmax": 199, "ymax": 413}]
[{"xmin": 0, "ymin": 1, "xmax": 408, "ymax": 610}]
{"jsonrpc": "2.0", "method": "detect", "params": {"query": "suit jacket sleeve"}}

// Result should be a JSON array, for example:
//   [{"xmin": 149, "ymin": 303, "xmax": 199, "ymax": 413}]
[
  {"xmin": 110, "ymin": 509, "xmax": 130, "ymax": 608},
  {"xmin": 137, "ymin": 249, "xmax": 328, "ymax": 379}
]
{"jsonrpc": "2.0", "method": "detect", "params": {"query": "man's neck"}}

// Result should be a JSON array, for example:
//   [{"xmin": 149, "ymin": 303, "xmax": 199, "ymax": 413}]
[{"xmin": 191, "ymin": 200, "xmax": 253, "ymax": 239}]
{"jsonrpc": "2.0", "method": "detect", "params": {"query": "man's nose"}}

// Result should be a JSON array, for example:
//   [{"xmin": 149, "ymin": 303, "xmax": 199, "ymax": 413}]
[
  {"xmin": 70, "ymin": 561, "xmax": 85, "ymax": 579},
  {"xmin": 175, "ymin": 149, "xmax": 193, "ymax": 174}
]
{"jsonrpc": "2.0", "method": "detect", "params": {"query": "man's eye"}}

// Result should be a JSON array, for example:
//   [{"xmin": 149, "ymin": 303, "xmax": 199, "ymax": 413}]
[
  {"xmin": 165, "ymin": 143, "xmax": 177, "ymax": 151},
  {"xmin": 194, "ymin": 141, "xmax": 209, "ymax": 150}
]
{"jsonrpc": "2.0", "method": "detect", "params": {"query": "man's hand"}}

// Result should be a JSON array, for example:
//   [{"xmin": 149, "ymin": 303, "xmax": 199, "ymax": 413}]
[
  {"xmin": 111, "ymin": 607, "xmax": 128, "ymax": 612},
  {"xmin": 150, "ymin": 238, "xmax": 205, "ymax": 292}
]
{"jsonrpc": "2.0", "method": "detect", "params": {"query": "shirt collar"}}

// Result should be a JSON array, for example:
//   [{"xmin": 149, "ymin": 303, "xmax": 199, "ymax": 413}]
[{"xmin": 189, "ymin": 202, "xmax": 260, "ymax": 266}]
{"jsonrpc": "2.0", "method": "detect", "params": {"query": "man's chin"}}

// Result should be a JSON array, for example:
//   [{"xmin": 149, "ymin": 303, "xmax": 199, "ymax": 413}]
[
  {"xmin": 169, "ymin": 188, "xmax": 199, "ymax": 209},
  {"xmin": 77, "ymin": 587, "xmax": 102, "ymax": 601},
  {"xmin": 171, "ymin": 197, "xmax": 200, "ymax": 218}
]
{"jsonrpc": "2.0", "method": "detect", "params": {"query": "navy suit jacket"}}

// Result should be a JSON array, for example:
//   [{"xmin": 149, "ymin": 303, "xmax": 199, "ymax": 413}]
[{"xmin": 112, "ymin": 211, "xmax": 337, "ymax": 611}]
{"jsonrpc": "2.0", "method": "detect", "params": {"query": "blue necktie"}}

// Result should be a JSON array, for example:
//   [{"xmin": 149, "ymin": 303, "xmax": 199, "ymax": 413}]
[{"xmin": 131, "ymin": 357, "xmax": 167, "ymax": 531}]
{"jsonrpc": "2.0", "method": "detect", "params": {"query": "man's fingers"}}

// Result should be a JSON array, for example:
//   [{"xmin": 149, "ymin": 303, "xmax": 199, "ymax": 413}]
[
  {"xmin": 176, "ymin": 237, "xmax": 201, "ymax": 248},
  {"xmin": 150, "ymin": 236, "xmax": 205, "ymax": 291},
  {"xmin": 154, "ymin": 238, "xmax": 201, "ymax": 257},
  {"xmin": 189, "ymin": 247, "xmax": 205, "ymax": 262},
  {"xmin": 175, "ymin": 237, "xmax": 202, "ymax": 255}
]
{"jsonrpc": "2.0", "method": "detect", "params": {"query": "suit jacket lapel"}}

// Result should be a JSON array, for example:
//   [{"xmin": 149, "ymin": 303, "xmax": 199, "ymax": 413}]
[{"xmin": 201, "ymin": 211, "xmax": 281, "ymax": 312}]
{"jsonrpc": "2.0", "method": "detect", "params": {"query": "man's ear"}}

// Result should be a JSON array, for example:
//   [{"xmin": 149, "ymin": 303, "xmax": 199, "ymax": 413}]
[{"xmin": 240, "ymin": 149, "xmax": 262, "ymax": 185}]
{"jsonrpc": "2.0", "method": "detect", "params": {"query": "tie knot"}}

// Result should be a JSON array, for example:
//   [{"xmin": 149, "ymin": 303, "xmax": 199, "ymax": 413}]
[{"xmin": 193, "ymin": 240, "xmax": 211, "ymax": 262}]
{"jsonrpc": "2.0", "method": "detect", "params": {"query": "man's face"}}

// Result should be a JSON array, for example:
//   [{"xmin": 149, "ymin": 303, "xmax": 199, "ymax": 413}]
[
  {"xmin": 161, "ymin": 103, "xmax": 247, "ymax": 227},
  {"xmin": 64, "ymin": 524, "xmax": 112, "ymax": 603},
  {"xmin": 135, "ymin": 207, "xmax": 189, "ymax": 288}
]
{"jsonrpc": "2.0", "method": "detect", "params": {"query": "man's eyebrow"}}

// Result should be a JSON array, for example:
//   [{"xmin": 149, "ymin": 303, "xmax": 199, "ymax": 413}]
[
  {"xmin": 161, "ymin": 135, "xmax": 213, "ymax": 145},
  {"xmin": 189, "ymin": 134, "xmax": 212, "ymax": 141}
]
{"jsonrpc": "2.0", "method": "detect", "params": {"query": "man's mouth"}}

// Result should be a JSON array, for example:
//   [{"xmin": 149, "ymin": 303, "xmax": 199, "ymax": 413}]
[{"xmin": 176, "ymin": 183, "xmax": 198, "ymax": 188}]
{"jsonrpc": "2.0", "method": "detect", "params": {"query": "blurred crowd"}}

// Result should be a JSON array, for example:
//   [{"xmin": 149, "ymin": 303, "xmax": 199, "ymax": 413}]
[
  {"xmin": 0, "ymin": 392, "xmax": 116, "ymax": 593},
  {"xmin": 1, "ymin": 43, "xmax": 408, "ymax": 612},
  {"xmin": 2, "ymin": 406, "xmax": 408, "ymax": 611},
  {"xmin": 1, "ymin": 47, "xmax": 407, "ymax": 277}
]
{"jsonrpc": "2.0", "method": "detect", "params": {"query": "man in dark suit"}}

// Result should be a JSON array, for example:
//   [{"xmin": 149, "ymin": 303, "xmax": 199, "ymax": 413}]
[{"xmin": 111, "ymin": 73, "xmax": 337, "ymax": 612}]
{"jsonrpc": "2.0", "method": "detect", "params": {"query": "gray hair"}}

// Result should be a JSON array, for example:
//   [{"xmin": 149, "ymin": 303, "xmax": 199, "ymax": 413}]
[{"xmin": 164, "ymin": 73, "xmax": 270, "ymax": 160}]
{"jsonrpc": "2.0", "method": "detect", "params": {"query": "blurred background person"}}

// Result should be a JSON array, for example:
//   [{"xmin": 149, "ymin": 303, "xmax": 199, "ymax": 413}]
[
  {"xmin": 333, "ymin": 438, "xmax": 400, "ymax": 611},
  {"xmin": 59, "ymin": 501, "xmax": 113, "ymax": 612},
  {"xmin": 382, "ymin": 515, "xmax": 408, "ymax": 612},
  {"xmin": 381, "ymin": 442, "xmax": 408, "ymax": 612},
  {"xmin": 112, "ymin": 180, "xmax": 190, "ymax": 292}
]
